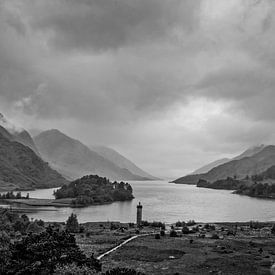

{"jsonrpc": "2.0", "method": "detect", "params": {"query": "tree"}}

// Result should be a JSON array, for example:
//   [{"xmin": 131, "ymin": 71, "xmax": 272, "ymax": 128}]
[
  {"xmin": 5, "ymin": 227, "xmax": 101, "ymax": 274},
  {"xmin": 66, "ymin": 213, "xmax": 79, "ymax": 233}
]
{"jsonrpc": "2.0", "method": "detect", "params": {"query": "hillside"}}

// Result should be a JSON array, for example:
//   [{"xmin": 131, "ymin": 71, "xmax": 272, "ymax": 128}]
[
  {"xmin": 34, "ymin": 130, "xmax": 151, "ymax": 181},
  {"xmin": 0, "ymin": 113, "xmax": 40, "ymax": 155},
  {"xmin": 0, "ymin": 127, "xmax": 67, "ymax": 191},
  {"xmin": 191, "ymin": 145, "xmax": 266, "ymax": 175},
  {"xmin": 232, "ymin": 144, "xmax": 266, "ymax": 160},
  {"xmin": 91, "ymin": 145, "xmax": 157, "ymax": 180},
  {"xmin": 197, "ymin": 166, "xmax": 275, "ymax": 199},
  {"xmin": 174, "ymin": 145, "xmax": 275, "ymax": 184},
  {"xmin": 13, "ymin": 130, "xmax": 40, "ymax": 156},
  {"xmin": 192, "ymin": 158, "xmax": 230, "ymax": 174}
]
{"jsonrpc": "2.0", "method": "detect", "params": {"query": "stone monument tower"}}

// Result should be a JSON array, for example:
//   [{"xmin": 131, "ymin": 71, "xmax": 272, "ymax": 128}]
[{"xmin": 136, "ymin": 202, "xmax": 143, "ymax": 227}]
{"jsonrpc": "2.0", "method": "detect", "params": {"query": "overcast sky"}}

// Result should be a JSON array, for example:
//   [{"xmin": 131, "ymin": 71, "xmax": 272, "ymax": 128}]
[{"xmin": 1, "ymin": 0, "xmax": 275, "ymax": 179}]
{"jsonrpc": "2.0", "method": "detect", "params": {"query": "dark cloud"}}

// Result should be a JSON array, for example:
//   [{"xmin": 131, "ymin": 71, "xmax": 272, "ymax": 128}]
[
  {"xmin": 26, "ymin": 0, "xmax": 200, "ymax": 52},
  {"xmin": 1, "ymin": 0, "xmax": 275, "ymax": 177}
]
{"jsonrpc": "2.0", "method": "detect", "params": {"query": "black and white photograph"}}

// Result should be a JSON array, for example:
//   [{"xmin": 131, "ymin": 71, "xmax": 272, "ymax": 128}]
[{"xmin": 1, "ymin": 0, "xmax": 275, "ymax": 274}]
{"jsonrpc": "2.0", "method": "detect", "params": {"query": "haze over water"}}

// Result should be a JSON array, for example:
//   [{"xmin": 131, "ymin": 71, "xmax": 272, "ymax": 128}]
[{"xmin": 2, "ymin": 181, "xmax": 275, "ymax": 223}]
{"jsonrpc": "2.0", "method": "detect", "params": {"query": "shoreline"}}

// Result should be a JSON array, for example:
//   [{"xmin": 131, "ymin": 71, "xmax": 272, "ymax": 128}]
[{"xmin": 0, "ymin": 197, "xmax": 132, "ymax": 208}]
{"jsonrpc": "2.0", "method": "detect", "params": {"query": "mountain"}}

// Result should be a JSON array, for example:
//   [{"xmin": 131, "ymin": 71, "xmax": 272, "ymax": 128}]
[
  {"xmin": 173, "ymin": 145, "xmax": 275, "ymax": 184},
  {"xmin": 91, "ymin": 145, "xmax": 157, "ymax": 180},
  {"xmin": 0, "ymin": 113, "xmax": 40, "ymax": 156},
  {"xmin": 233, "ymin": 144, "xmax": 266, "ymax": 160},
  {"xmin": 13, "ymin": 130, "xmax": 40, "ymax": 156},
  {"xmin": 197, "ymin": 166, "xmax": 275, "ymax": 199},
  {"xmin": 192, "ymin": 158, "xmax": 230, "ymax": 174},
  {"xmin": 34, "ymin": 129, "xmax": 152, "ymax": 181},
  {"xmin": 0, "ymin": 126, "xmax": 67, "ymax": 191},
  {"xmin": 191, "ymin": 145, "xmax": 267, "ymax": 175}
]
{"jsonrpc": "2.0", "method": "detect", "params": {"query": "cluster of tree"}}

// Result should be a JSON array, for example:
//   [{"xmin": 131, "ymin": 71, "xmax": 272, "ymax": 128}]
[
  {"xmin": 1, "ymin": 226, "xmax": 101, "ymax": 274},
  {"xmin": 235, "ymin": 182, "xmax": 275, "ymax": 198},
  {"xmin": 197, "ymin": 177, "xmax": 242, "ymax": 190},
  {"xmin": 0, "ymin": 208, "xmax": 144, "ymax": 274},
  {"xmin": 54, "ymin": 175, "xmax": 134, "ymax": 206},
  {"xmin": 0, "ymin": 208, "xmax": 44, "ymax": 236},
  {"xmin": 141, "ymin": 220, "xmax": 165, "ymax": 229},
  {"xmin": 0, "ymin": 191, "xmax": 29, "ymax": 199},
  {"xmin": 175, "ymin": 220, "xmax": 196, "ymax": 227}
]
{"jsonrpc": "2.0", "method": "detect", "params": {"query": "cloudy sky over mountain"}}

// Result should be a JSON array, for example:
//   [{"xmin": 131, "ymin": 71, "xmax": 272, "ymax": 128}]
[{"xmin": 1, "ymin": 0, "xmax": 275, "ymax": 178}]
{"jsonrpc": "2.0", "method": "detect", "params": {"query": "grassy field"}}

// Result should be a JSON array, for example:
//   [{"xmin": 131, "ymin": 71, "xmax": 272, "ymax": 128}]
[{"xmin": 76, "ymin": 222, "xmax": 275, "ymax": 275}]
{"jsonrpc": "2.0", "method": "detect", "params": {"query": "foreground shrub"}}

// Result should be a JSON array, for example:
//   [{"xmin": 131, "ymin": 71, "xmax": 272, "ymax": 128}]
[
  {"xmin": 170, "ymin": 230, "xmax": 178, "ymax": 237},
  {"xmin": 104, "ymin": 267, "xmax": 145, "ymax": 275},
  {"xmin": 210, "ymin": 233, "xmax": 219, "ymax": 239},
  {"xmin": 4, "ymin": 227, "xmax": 101, "ymax": 274},
  {"xmin": 155, "ymin": 233, "xmax": 161, "ymax": 239},
  {"xmin": 182, "ymin": 226, "xmax": 190, "ymax": 234}
]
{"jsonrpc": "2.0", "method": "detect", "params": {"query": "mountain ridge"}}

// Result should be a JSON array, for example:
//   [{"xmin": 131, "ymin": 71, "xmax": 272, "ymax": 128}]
[
  {"xmin": 91, "ymin": 145, "xmax": 158, "ymax": 180},
  {"xmin": 34, "ymin": 129, "xmax": 154, "ymax": 181},
  {"xmin": 173, "ymin": 145, "xmax": 275, "ymax": 184},
  {"xmin": 0, "ymin": 126, "xmax": 68, "ymax": 191}
]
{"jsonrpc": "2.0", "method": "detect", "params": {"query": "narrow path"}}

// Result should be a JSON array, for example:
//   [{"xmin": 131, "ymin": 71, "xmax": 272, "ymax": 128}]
[{"xmin": 97, "ymin": 233, "xmax": 151, "ymax": 260}]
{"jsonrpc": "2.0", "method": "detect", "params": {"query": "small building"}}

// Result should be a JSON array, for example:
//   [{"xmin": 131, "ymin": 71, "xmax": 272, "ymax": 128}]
[{"xmin": 136, "ymin": 202, "xmax": 143, "ymax": 227}]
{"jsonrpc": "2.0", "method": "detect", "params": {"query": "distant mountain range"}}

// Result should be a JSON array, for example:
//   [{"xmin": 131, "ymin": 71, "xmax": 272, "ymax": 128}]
[
  {"xmin": 191, "ymin": 145, "xmax": 266, "ymax": 175},
  {"xmin": 0, "ymin": 122, "xmax": 67, "ymax": 191},
  {"xmin": 0, "ymin": 113, "xmax": 156, "ymax": 191},
  {"xmin": 192, "ymin": 158, "xmax": 230, "ymax": 174},
  {"xmin": 91, "ymin": 145, "xmax": 157, "ymax": 180},
  {"xmin": 34, "ymin": 129, "xmax": 155, "ymax": 181},
  {"xmin": 0, "ymin": 114, "xmax": 40, "ymax": 156},
  {"xmin": 173, "ymin": 144, "xmax": 275, "ymax": 184}
]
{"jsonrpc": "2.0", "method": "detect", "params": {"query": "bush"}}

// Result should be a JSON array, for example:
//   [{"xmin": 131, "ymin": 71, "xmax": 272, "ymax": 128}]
[
  {"xmin": 26, "ymin": 222, "xmax": 44, "ymax": 234},
  {"xmin": 4, "ymin": 227, "xmax": 101, "ymax": 274},
  {"xmin": 210, "ymin": 233, "xmax": 219, "ymax": 239},
  {"xmin": 170, "ymin": 230, "xmax": 178, "ymax": 237},
  {"xmin": 272, "ymin": 224, "xmax": 275, "ymax": 235},
  {"xmin": 155, "ymin": 233, "xmax": 161, "ymax": 239},
  {"xmin": 160, "ymin": 230, "xmax": 165, "ymax": 237},
  {"xmin": 110, "ymin": 223, "xmax": 120, "ymax": 230},
  {"xmin": 182, "ymin": 226, "xmax": 190, "ymax": 234}
]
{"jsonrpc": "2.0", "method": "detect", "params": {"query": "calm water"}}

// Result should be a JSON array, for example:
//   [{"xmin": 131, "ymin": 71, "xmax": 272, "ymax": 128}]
[{"xmin": 1, "ymin": 180, "xmax": 275, "ymax": 223}]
